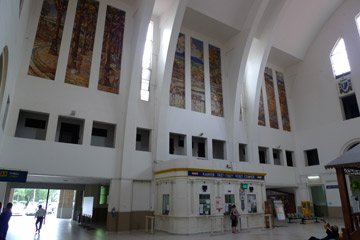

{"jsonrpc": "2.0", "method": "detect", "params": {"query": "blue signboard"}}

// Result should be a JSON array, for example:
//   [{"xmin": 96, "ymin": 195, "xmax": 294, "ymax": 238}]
[
  {"xmin": 188, "ymin": 170, "xmax": 265, "ymax": 180},
  {"xmin": 0, "ymin": 169, "xmax": 28, "ymax": 182},
  {"xmin": 326, "ymin": 185, "xmax": 339, "ymax": 189}
]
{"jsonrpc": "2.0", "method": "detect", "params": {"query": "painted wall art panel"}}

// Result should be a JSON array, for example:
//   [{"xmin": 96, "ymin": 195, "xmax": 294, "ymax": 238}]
[
  {"xmin": 191, "ymin": 37, "xmax": 205, "ymax": 113},
  {"xmin": 276, "ymin": 71, "xmax": 291, "ymax": 131},
  {"xmin": 258, "ymin": 88, "xmax": 266, "ymax": 126},
  {"xmin": 169, "ymin": 33, "xmax": 185, "ymax": 108},
  {"xmin": 65, "ymin": 0, "xmax": 99, "ymax": 87},
  {"xmin": 265, "ymin": 67, "xmax": 278, "ymax": 129},
  {"xmin": 28, "ymin": 0, "xmax": 69, "ymax": 80},
  {"xmin": 209, "ymin": 44, "xmax": 224, "ymax": 117},
  {"xmin": 98, "ymin": 6, "xmax": 126, "ymax": 94}
]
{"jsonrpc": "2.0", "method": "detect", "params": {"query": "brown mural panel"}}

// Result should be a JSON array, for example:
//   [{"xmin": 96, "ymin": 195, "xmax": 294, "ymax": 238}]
[
  {"xmin": 65, "ymin": 0, "xmax": 99, "ymax": 87},
  {"xmin": 98, "ymin": 6, "xmax": 126, "ymax": 94},
  {"xmin": 209, "ymin": 44, "xmax": 224, "ymax": 117},
  {"xmin": 276, "ymin": 71, "xmax": 291, "ymax": 131},
  {"xmin": 28, "ymin": 0, "xmax": 69, "ymax": 80},
  {"xmin": 265, "ymin": 67, "xmax": 278, "ymax": 129}
]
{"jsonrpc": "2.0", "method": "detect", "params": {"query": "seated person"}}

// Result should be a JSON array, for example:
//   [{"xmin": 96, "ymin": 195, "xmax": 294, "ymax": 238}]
[{"xmin": 308, "ymin": 223, "xmax": 339, "ymax": 240}]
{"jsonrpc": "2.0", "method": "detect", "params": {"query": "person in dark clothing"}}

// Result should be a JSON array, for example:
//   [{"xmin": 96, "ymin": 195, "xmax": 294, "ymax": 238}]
[
  {"xmin": 308, "ymin": 222, "xmax": 339, "ymax": 240},
  {"xmin": 0, "ymin": 202, "xmax": 13, "ymax": 240},
  {"xmin": 230, "ymin": 205, "xmax": 239, "ymax": 233}
]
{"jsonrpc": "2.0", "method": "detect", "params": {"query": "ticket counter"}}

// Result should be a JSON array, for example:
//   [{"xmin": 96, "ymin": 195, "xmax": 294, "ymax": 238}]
[{"xmin": 154, "ymin": 168, "xmax": 266, "ymax": 234}]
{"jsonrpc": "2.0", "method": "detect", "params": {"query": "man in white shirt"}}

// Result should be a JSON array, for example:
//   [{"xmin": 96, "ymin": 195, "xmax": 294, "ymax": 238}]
[{"xmin": 34, "ymin": 205, "xmax": 46, "ymax": 233}]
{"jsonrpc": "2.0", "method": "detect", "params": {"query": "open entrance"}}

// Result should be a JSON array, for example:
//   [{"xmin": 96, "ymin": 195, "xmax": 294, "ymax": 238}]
[
  {"xmin": 310, "ymin": 185, "xmax": 328, "ymax": 217},
  {"xmin": 10, "ymin": 188, "xmax": 76, "ymax": 219}
]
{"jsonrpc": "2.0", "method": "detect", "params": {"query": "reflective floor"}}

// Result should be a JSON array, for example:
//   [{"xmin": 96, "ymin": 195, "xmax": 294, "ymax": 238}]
[{"xmin": 6, "ymin": 215, "xmax": 344, "ymax": 240}]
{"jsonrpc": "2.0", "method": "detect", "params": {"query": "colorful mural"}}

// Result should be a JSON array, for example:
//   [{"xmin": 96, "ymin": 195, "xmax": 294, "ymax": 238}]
[
  {"xmin": 209, "ymin": 44, "xmax": 224, "ymax": 117},
  {"xmin": 276, "ymin": 71, "xmax": 291, "ymax": 131},
  {"xmin": 28, "ymin": 0, "xmax": 69, "ymax": 80},
  {"xmin": 265, "ymin": 67, "xmax": 278, "ymax": 129},
  {"xmin": 258, "ymin": 88, "xmax": 266, "ymax": 126},
  {"xmin": 191, "ymin": 38, "xmax": 205, "ymax": 113},
  {"xmin": 65, "ymin": 0, "xmax": 99, "ymax": 87},
  {"xmin": 169, "ymin": 33, "xmax": 186, "ymax": 108},
  {"xmin": 98, "ymin": 6, "xmax": 126, "ymax": 94}
]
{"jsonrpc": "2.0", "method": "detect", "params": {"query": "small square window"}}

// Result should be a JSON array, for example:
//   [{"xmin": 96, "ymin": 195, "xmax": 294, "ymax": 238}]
[
  {"xmin": 136, "ymin": 128, "xmax": 151, "ymax": 151},
  {"xmin": 15, "ymin": 110, "xmax": 49, "ymax": 140},
  {"xmin": 192, "ymin": 137, "xmax": 207, "ymax": 158},
  {"xmin": 305, "ymin": 149, "xmax": 319, "ymax": 166},
  {"xmin": 258, "ymin": 147, "xmax": 268, "ymax": 164},
  {"xmin": 286, "ymin": 151, "xmax": 294, "ymax": 167},
  {"xmin": 56, "ymin": 116, "xmax": 84, "ymax": 144},
  {"xmin": 273, "ymin": 149, "xmax": 282, "ymax": 165},
  {"xmin": 212, "ymin": 139, "xmax": 226, "ymax": 160},
  {"xmin": 169, "ymin": 132, "xmax": 186, "ymax": 155},
  {"xmin": 239, "ymin": 144, "xmax": 247, "ymax": 162},
  {"xmin": 91, "ymin": 121, "xmax": 116, "ymax": 148},
  {"xmin": 341, "ymin": 94, "xmax": 360, "ymax": 120}
]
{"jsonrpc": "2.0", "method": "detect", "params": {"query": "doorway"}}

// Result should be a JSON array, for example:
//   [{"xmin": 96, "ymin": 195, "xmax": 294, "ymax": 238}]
[{"xmin": 310, "ymin": 185, "xmax": 328, "ymax": 217}]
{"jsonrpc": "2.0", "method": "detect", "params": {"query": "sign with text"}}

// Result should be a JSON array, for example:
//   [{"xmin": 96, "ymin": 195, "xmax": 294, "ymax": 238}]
[
  {"xmin": 0, "ymin": 169, "xmax": 28, "ymax": 182},
  {"xmin": 188, "ymin": 170, "xmax": 265, "ymax": 180}
]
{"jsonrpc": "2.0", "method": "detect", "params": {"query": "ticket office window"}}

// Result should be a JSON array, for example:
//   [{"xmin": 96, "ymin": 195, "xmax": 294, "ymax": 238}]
[
  {"xmin": 162, "ymin": 194, "xmax": 170, "ymax": 215},
  {"xmin": 199, "ymin": 194, "xmax": 211, "ymax": 215},
  {"xmin": 247, "ymin": 194, "xmax": 257, "ymax": 213},
  {"xmin": 224, "ymin": 194, "xmax": 235, "ymax": 214}
]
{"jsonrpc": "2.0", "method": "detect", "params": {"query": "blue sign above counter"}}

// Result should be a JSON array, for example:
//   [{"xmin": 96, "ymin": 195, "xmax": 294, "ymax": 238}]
[
  {"xmin": 188, "ymin": 170, "xmax": 265, "ymax": 180},
  {"xmin": 0, "ymin": 169, "xmax": 28, "ymax": 182}
]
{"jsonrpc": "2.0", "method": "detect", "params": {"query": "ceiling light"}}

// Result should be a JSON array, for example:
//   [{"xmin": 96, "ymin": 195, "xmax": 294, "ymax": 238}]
[{"xmin": 307, "ymin": 175, "xmax": 320, "ymax": 180}]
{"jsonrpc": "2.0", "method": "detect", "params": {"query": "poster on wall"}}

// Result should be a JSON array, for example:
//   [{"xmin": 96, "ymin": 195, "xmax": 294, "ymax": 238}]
[
  {"xmin": 98, "ymin": 6, "xmax": 126, "ymax": 94},
  {"xmin": 65, "ymin": 0, "xmax": 99, "ymax": 87},
  {"xmin": 82, "ymin": 196, "xmax": 94, "ymax": 217},
  {"xmin": 28, "ymin": 0, "xmax": 69, "ymax": 80},
  {"xmin": 169, "ymin": 33, "xmax": 186, "ymax": 108},
  {"xmin": 247, "ymin": 194, "xmax": 257, "ymax": 213},
  {"xmin": 273, "ymin": 200, "xmax": 286, "ymax": 220}
]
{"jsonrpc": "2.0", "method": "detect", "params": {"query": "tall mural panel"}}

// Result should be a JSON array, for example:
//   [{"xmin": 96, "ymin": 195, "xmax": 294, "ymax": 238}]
[
  {"xmin": 98, "ymin": 6, "xmax": 126, "ymax": 94},
  {"xmin": 276, "ymin": 71, "xmax": 291, "ymax": 131},
  {"xmin": 258, "ymin": 88, "xmax": 266, "ymax": 126},
  {"xmin": 65, "ymin": 0, "xmax": 99, "ymax": 87},
  {"xmin": 191, "ymin": 38, "xmax": 205, "ymax": 113},
  {"xmin": 209, "ymin": 44, "xmax": 224, "ymax": 117},
  {"xmin": 28, "ymin": 0, "xmax": 69, "ymax": 80},
  {"xmin": 169, "ymin": 33, "xmax": 186, "ymax": 108},
  {"xmin": 265, "ymin": 67, "xmax": 278, "ymax": 129}
]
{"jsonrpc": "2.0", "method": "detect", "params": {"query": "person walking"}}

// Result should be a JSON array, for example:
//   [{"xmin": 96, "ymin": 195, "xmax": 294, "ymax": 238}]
[
  {"xmin": 34, "ymin": 205, "xmax": 46, "ymax": 234},
  {"xmin": 0, "ymin": 202, "xmax": 13, "ymax": 240}
]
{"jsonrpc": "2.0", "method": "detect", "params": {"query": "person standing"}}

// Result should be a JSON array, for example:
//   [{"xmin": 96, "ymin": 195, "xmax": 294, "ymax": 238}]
[
  {"xmin": 34, "ymin": 205, "xmax": 46, "ymax": 233},
  {"xmin": 0, "ymin": 202, "xmax": 13, "ymax": 240},
  {"xmin": 230, "ymin": 205, "xmax": 239, "ymax": 233}
]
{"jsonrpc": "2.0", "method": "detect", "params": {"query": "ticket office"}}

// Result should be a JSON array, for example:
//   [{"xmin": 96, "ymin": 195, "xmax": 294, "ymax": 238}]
[{"xmin": 154, "ymin": 169, "xmax": 266, "ymax": 234}]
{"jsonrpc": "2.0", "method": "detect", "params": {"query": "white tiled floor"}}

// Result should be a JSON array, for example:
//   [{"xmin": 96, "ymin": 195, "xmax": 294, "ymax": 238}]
[{"xmin": 6, "ymin": 215, "xmax": 344, "ymax": 240}]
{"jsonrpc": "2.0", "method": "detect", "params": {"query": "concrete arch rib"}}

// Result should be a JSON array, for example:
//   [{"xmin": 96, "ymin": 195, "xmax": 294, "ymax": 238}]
[
  {"xmin": 239, "ymin": 0, "xmax": 288, "ymax": 164},
  {"xmin": 153, "ymin": 0, "xmax": 188, "ymax": 162},
  {"xmin": 224, "ymin": 0, "xmax": 269, "ymax": 163}
]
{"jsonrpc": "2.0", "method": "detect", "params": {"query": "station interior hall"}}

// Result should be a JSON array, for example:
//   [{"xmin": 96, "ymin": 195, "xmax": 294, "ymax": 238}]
[{"xmin": 1, "ymin": 0, "xmax": 360, "ymax": 239}]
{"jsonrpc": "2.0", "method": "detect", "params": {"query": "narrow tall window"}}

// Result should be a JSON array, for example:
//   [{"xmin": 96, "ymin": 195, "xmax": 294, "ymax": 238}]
[
  {"xmin": 330, "ymin": 38, "xmax": 350, "ymax": 78},
  {"xmin": 141, "ymin": 21, "xmax": 154, "ymax": 101},
  {"xmin": 330, "ymin": 38, "xmax": 360, "ymax": 120},
  {"xmin": 355, "ymin": 14, "xmax": 360, "ymax": 37}
]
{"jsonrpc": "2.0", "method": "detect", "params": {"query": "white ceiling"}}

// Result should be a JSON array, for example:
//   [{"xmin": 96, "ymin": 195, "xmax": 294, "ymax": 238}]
[
  {"xmin": 273, "ymin": 0, "xmax": 344, "ymax": 60},
  {"xmin": 154, "ymin": 0, "xmax": 345, "ymax": 67}
]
